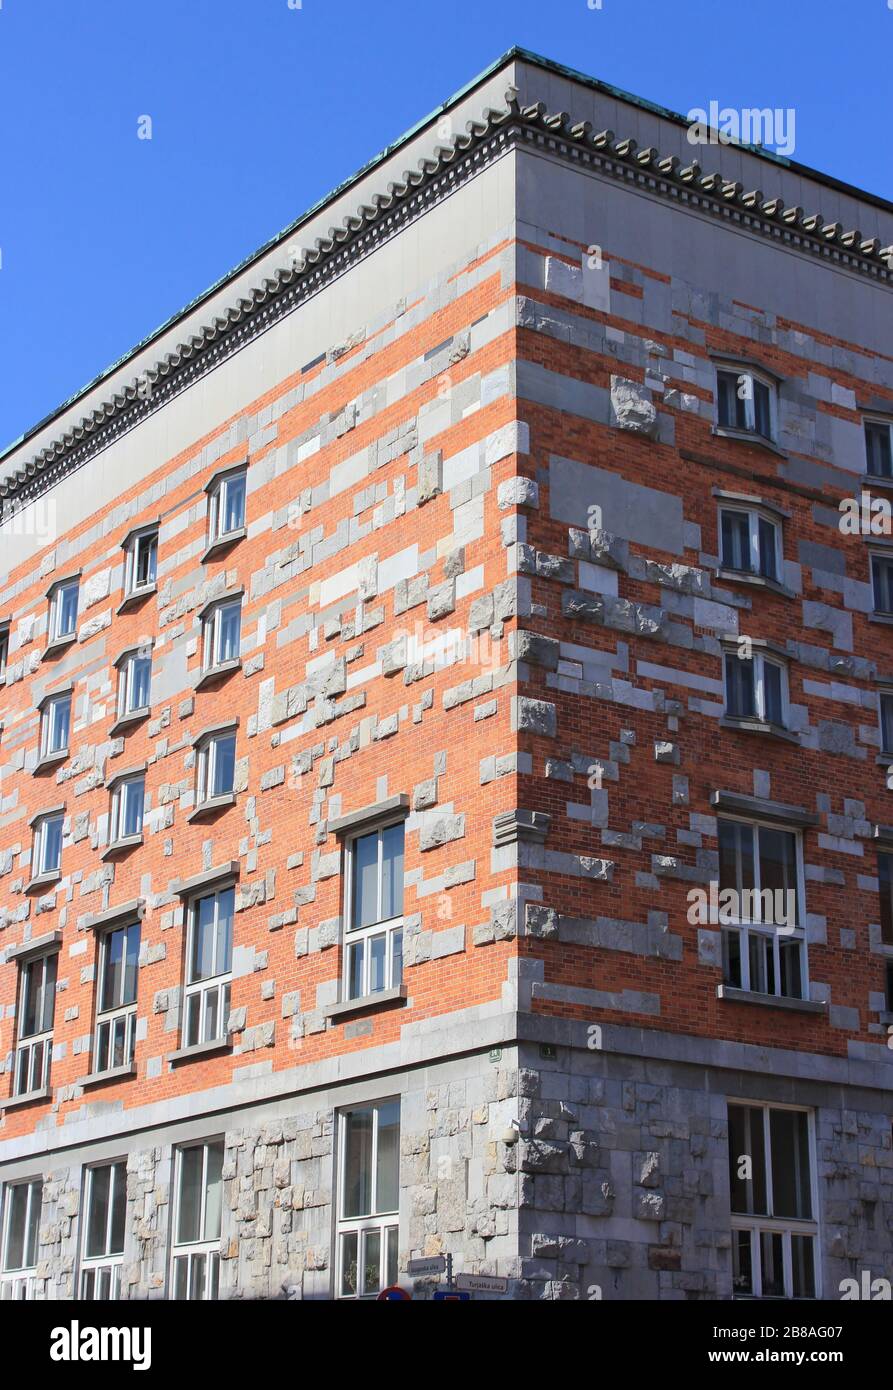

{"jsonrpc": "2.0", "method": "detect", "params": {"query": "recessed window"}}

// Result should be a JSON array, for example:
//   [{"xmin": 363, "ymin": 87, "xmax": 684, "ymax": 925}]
[
  {"xmin": 718, "ymin": 818, "xmax": 805, "ymax": 998},
  {"xmin": 32, "ymin": 812, "xmax": 64, "ymax": 879},
  {"xmin": 878, "ymin": 854, "xmax": 893, "ymax": 946},
  {"xmin": 40, "ymin": 692, "xmax": 71, "ymax": 759},
  {"xmin": 123, "ymin": 528, "xmax": 158, "ymax": 598},
  {"xmin": 719, "ymin": 507, "xmax": 780, "ymax": 581},
  {"xmin": 716, "ymin": 368, "xmax": 776, "ymax": 442},
  {"xmin": 109, "ymin": 775, "xmax": 144, "ymax": 846},
  {"xmin": 196, "ymin": 731, "xmax": 236, "ymax": 807},
  {"xmin": 866, "ymin": 419, "xmax": 893, "ymax": 479},
  {"xmin": 81, "ymin": 1161, "xmax": 127, "ymax": 1299},
  {"xmin": 345, "ymin": 821, "xmax": 404, "ymax": 1001},
  {"xmin": 184, "ymin": 886, "xmax": 234, "ymax": 1048},
  {"xmin": 15, "ymin": 952, "xmax": 57, "ymax": 1095},
  {"xmin": 879, "ymin": 693, "xmax": 893, "ymax": 758},
  {"xmin": 728, "ymin": 1103, "xmax": 816, "ymax": 1299},
  {"xmin": 202, "ymin": 599, "xmax": 241, "ymax": 672},
  {"xmin": 1, "ymin": 1179, "xmax": 42, "ymax": 1299},
  {"xmin": 207, "ymin": 470, "xmax": 246, "ymax": 547},
  {"xmin": 724, "ymin": 649, "xmax": 788, "ymax": 727},
  {"xmin": 171, "ymin": 1142, "xmax": 223, "ymax": 1300},
  {"xmin": 871, "ymin": 554, "xmax": 893, "ymax": 615},
  {"xmin": 94, "ymin": 921, "xmax": 140, "ymax": 1074},
  {"xmin": 0, "ymin": 625, "xmax": 8, "ymax": 680},
  {"xmin": 48, "ymin": 578, "xmax": 79, "ymax": 644},
  {"xmin": 117, "ymin": 649, "xmax": 152, "ymax": 720},
  {"xmin": 337, "ymin": 1100, "xmax": 400, "ymax": 1299}
]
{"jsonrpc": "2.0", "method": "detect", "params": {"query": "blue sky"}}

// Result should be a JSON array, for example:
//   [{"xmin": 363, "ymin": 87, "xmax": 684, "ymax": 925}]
[{"xmin": 0, "ymin": 0, "xmax": 890, "ymax": 454}]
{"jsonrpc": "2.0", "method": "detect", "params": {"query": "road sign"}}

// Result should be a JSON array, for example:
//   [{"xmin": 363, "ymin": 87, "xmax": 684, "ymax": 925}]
[
  {"xmin": 456, "ymin": 1273, "xmax": 508, "ymax": 1294},
  {"xmin": 433, "ymin": 1289, "xmax": 471, "ymax": 1301},
  {"xmin": 377, "ymin": 1285, "xmax": 411, "ymax": 1300},
  {"xmin": 407, "ymin": 1256, "xmax": 447, "ymax": 1278}
]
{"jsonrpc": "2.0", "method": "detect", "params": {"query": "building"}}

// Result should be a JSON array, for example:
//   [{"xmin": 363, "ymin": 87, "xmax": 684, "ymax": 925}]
[{"xmin": 1, "ymin": 47, "xmax": 892, "ymax": 1302}]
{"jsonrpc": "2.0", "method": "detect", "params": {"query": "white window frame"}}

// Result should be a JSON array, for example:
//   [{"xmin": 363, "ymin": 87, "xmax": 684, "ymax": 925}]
[
  {"xmin": 80, "ymin": 1161, "xmax": 127, "ymax": 1299},
  {"xmin": 109, "ymin": 774, "xmax": 145, "ymax": 846},
  {"xmin": 715, "ymin": 366, "xmax": 777, "ymax": 443},
  {"xmin": 870, "ymin": 551, "xmax": 893, "ymax": 615},
  {"xmin": 196, "ymin": 731, "xmax": 237, "ymax": 807},
  {"xmin": 170, "ymin": 1141, "xmax": 223, "ymax": 1300},
  {"xmin": 723, "ymin": 649, "xmax": 789, "ymax": 727},
  {"xmin": 717, "ymin": 816, "xmax": 807, "ymax": 999},
  {"xmin": 0, "ymin": 1178, "xmax": 42, "ymax": 1300},
  {"xmin": 94, "ymin": 921, "xmax": 140, "ymax": 1074},
  {"xmin": 117, "ymin": 649, "xmax": 152, "ymax": 720},
  {"xmin": 40, "ymin": 691, "xmax": 71, "ymax": 759},
  {"xmin": 207, "ymin": 470, "xmax": 246, "ymax": 546},
  {"xmin": 865, "ymin": 416, "xmax": 893, "ymax": 479},
  {"xmin": 336, "ymin": 1101, "xmax": 400, "ymax": 1299},
  {"xmin": 728, "ymin": 1101, "xmax": 819, "ymax": 1300},
  {"xmin": 123, "ymin": 528, "xmax": 158, "ymax": 598},
  {"xmin": 201, "ymin": 599, "xmax": 241, "ymax": 672},
  {"xmin": 14, "ymin": 952, "xmax": 57, "ymax": 1095},
  {"xmin": 49, "ymin": 579, "xmax": 79, "ymax": 643},
  {"xmin": 718, "ymin": 505, "xmax": 782, "ymax": 581},
  {"xmin": 343, "ymin": 820, "xmax": 405, "ymax": 1001},
  {"xmin": 33, "ymin": 812, "xmax": 64, "ymax": 878},
  {"xmin": 183, "ymin": 887, "xmax": 234, "ymax": 1048}
]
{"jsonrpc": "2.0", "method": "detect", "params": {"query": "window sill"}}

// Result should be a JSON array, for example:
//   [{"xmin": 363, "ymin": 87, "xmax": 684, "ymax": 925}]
[
  {"xmin": 109, "ymin": 708, "xmax": 150, "ymax": 737},
  {"xmin": 187, "ymin": 794, "xmax": 236, "ymax": 823},
  {"xmin": 101, "ymin": 835, "xmax": 143, "ymax": 861},
  {"xmin": 2, "ymin": 1085, "xmax": 52, "ymax": 1111},
  {"xmin": 43, "ymin": 635, "xmax": 76, "ymax": 658},
  {"xmin": 168, "ymin": 1037, "xmax": 232, "ymax": 1065},
  {"xmin": 201, "ymin": 528, "xmax": 246, "ymax": 563},
  {"xmin": 711, "ymin": 426, "xmax": 788, "ymax": 459},
  {"xmin": 81, "ymin": 1061, "xmax": 136, "ymax": 1088},
  {"xmin": 25, "ymin": 871, "xmax": 61, "ymax": 894},
  {"xmin": 716, "ymin": 985, "xmax": 827, "ymax": 1014},
  {"xmin": 862, "ymin": 472, "xmax": 893, "ymax": 491},
  {"xmin": 33, "ymin": 750, "xmax": 69, "ymax": 774},
  {"xmin": 116, "ymin": 584, "xmax": 157, "ymax": 616},
  {"xmin": 325, "ymin": 984, "xmax": 408, "ymax": 1022},
  {"xmin": 719, "ymin": 716, "xmax": 800, "ymax": 744},
  {"xmin": 875, "ymin": 754, "xmax": 893, "ymax": 767},
  {"xmin": 869, "ymin": 613, "xmax": 893, "ymax": 627},
  {"xmin": 714, "ymin": 569, "xmax": 794, "ymax": 600},
  {"xmin": 194, "ymin": 659, "xmax": 241, "ymax": 691}
]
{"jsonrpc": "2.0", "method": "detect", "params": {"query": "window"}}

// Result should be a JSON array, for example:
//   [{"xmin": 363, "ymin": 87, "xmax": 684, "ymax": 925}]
[
  {"xmin": 123, "ymin": 528, "xmax": 158, "ymax": 598},
  {"xmin": 80, "ymin": 1162, "xmax": 127, "ymax": 1299},
  {"xmin": 880, "ymin": 692, "xmax": 893, "ymax": 758},
  {"xmin": 0, "ymin": 625, "xmax": 8, "ymax": 680},
  {"xmin": 887, "ymin": 961, "xmax": 893, "ymax": 1013},
  {"xmin": 15, "ymin": 952, "xmax": 57, "ymax": 1095},
  {"xmin": 49, "ymin": 578, "xmax": 79, "ymax": 644},
  {"xmin": 1, "ymin": 1179, "xmax": 42, "ymax": 1299},
  {"xmin": 32, "ymin": 811, "xmax": 64, "ymax": 879},
  {"xmin": 94, "ymin": 921, "xmax": 140, "ymax": 1074},
  {"xmin": 866, "ymin": 419, "xmax": 893, "ymax": 479},
  {"xmin": 202, "ymin": 599, "xmax": 241, "ymax": 672},
  {"xmin": 40, "ymin": 692, "xmax": 71, "ymax": 760},
  {"xmin": 724, "ymin": 649, "xmax": 788, "ymax": 727},
  {"xmin": 718, "ymin": 818, "xmax": 806, "ymax": 998},
  {"xmin": 337, "ymin": 1100, "xmax": 400, "ymax": 1299},
  {"xmin": 728, "ymin": 1103, "xmax": 816, "ymax": 1299},
  {"xmin": 879, "ymin": 854, "xmax": 893, "ymax": 947},
  {"xmin": 196, "ymin": 731, "xmax": 236, "ymax": 807},
  {"xmin": 109, "ymin": 775, "xmax": 145, "ymax": 846},
  {"xmin": 344, "ymin": 821, "xmax": 404, "ymax": 1001},
  {"xmin": 184, "ymin": 886, "xmax": 234, "ymax": 1047},
  {"xmin": 716, "ymin": 368, "xmax": 776, "ymax": 442},
  {"xmin": 207, "ymin": 470, "xmax": 246, "ymax": 547},
  {"xmin": 117, "ymin": 649, "xmax": 152, "ymax": 720},
  {"xmin": 171, "ymin": 1142, "xmax": 223, "ymax": 1300},
  {"xmin": 871, "ymin": 553, "xmax": 893, "ymax": 615},
  {"xmin": 719, "ymin": 507, "xmax": 780, "ymax": 582}
]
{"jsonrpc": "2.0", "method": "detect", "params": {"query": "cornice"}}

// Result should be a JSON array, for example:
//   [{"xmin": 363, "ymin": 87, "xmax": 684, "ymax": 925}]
[{"xmin": 2, "ymin": 92, "xmax": 891, "ymax": 520}]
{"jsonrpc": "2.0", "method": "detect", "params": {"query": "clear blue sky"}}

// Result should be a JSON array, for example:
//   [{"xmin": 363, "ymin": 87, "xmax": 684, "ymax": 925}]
[{"xmin": 0, "ymin": 0, "xmax": 890, "ymax": 454}]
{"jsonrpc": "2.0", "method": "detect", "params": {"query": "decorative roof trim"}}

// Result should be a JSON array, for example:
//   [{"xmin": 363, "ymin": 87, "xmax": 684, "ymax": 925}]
[{"xmin": 2, "ymin": 93, "xmax": 891, "ymax": 519}]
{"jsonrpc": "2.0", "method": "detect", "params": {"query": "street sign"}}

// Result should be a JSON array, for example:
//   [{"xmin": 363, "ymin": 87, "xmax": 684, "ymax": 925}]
[
  {"xmin": 377, "ymin": 1285, "xmax": 411, "ymax": 1301},
  {"xmin": 407, "ymin": 1256, "xmax": 446, "ymax": 1278},
  {"xmin": 433, "ymin": 1289, "xmax": 471, "ymax": 1301},
  {"xmin": 456, "ymin": 1273, "xmax": 508, "ymax": 1294}
]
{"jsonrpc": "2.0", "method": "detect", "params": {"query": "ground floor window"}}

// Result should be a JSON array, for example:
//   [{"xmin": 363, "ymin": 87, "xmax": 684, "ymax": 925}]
[
  {"xmin": 80, "ymin": 1161, "xmax": 127, "ymax": 1299},
  {"xmin": 0, "ymin": 1178, "xmax": 42, "ymax": 1300},
  {"xmin": 728, "ymin": 1102, "xmax": 817, "ymax": 1299},
  {"xmin": 336, "ymin": 1099, "xmax": 400, "ymax": 1298},
  {"xmin": 171, "ymin": 1140, "xmax": 223, "ymax": 1299}
]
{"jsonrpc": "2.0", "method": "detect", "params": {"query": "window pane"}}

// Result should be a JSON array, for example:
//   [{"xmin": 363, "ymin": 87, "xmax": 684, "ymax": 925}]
[
  {"xmin": 880, "ymin": 854, "xmax": 893, "ymax": 945},
  {"xmin": 86, "ymin": 1166, "xmax": 111, "ymax": 1258},
  {"xmin": 757, "ymin": 517, "xmax": 778, "ymax": 580},
  {"xmin": 758, "ymin": 827, "xmax": 799, "ymax": 924},
  {"xmin": 386, "ymin": 1226, "xmax": 399, "ymax": 1289},
  {"xmin": 779, "ymin": 938, "xmax": 803, "ymax": 999},
  {"xmin": 351, "ymin": 832, "xmax": 379, "ymax": 929},
  {"xmin": 791, "ymin": 1235, "xmax": 815, "ymax": 1299},
  {"xmin": 375, "ymin": 1101, "xmax": 400, "ymax": 1213},
  {"xmin": 4, "ymin": 1186, "xmax": 29, "ymax": 1270},
  {"xmin": 223, "ymin": 476, "xmax": 246, "ymax": 534},
  {"xmin": 40, "ymin": 955, "xmax": 57, "ymax": 1033},
  {"xmin": 191, "ymin": 895, "xmax": 218, "ymax": 982},
  {"xmin": 102, "ymin": 929, "xmax": 124, "ymax": 1012},
  {"xmin": 57, "ymin": 584, "xmax": 78, "ymax": 636},
  {"xmin": 189, "ymin": 1252, "xmax": 206, "ymax": 1300},
  {"xmin": 348, "ymin": 940, "xmax": 364, "ymax": 1000},
  {"xmin": 176, "ymin": 1149, "xmax": 203, "ymax": 1244},
  {"xmin": 123, "ymin": 925, "xmax": 140, "ymax": 1005},
  {"xmin": 109, "ymin": 1163, "xmax": 126, "ymax": 1255},
  {"xmin": 728, "ymin": 1105, "xmax": 767, "ymax": 1215},
  {"xmin": 211, "ymin": 736, "xmax": 236, "ymax": 798},
  {"xmin": 392, "ymin": 929, "xmax": 403, "ymax": 988},
  {"xmin": 725, "ymin": 654, "xmax": 755, "ymax": 718},
  {"xmin": 204, "ymin": 1144, "xmax": 223, "ymax": 1242},
  {"xmin": 216, "ymin": 889, "xmax": 234, "ymax": 975},
  {"xmin": 763, "ymin": 662, "xmax": 783, "ymax": 726},
  {"xmin": 760, "ymin": 1230, "xmax": 785, "ymax": 1297},
  {"xmin": 731, "ymin": 1229, "xmax": 753, "ymax": 1296},
  {"xmin": 748, "ymin": 932, "xmax": 774, "ymax": 994},
  {"xmin": 369, "ymin": 935, "xmax": 387, "ymax": 994},
  {"xmin": 121, "ymin": 780, "xmax": 144, "ymax": 838},
  {"xmin": 173, "ymin": 1255, "xmax": 188, "ymax": 1300},
  {"xmin": 723, "ymin": 928, "xmax": 742, "ymax": 987},
  {"xmin": 721, "ymin": 511, "xmax": 750, "ymax": 571},
  {"xmin": 881, "ymin": 696, "xmax": 893, "ymax": 757},
  {"xmin": 873, "ymin": 558, "xmax": 893, "ymax": 613},
  {"xmin": 753, "ymin": 380, "xmax": 772, "ymax": 438},
  {"xmin": 718, "ymin": 372, "xmax": 747, "ymax": 430},
  {"xmin": 136, "ymin": 535, "xmax": 157, "ymax": 587},
  {"xmin": 218, "ymin": 605, "xmax": 241, "ymax": 662},
  {"xmin": 42, "ymin": 817, "xmax": 63, "ymax": 873},
  {"xmin": 363, "ymin": 1229, "xmax": 381, "ymax": 1296},
  {"xmin": 380, "ymin": 823, "xmax": 404, "ymax": 920},
  {"xmin": 770, "ymin": 1109, "xmax": 812, "ymax": 1220},
  {"xmin": 866, "ymin": 422, "xmax": 893, "ymax": 478},
  {"xmin": 343, "ymin": 1109, "xmax": 373, "ymax": 1218},
  {"xmin": 23, "ymin": 1183, "xmax": 40, "ymax": 1268},
  {"xmin": 718, "ymin": 820, "xmax": 754, "ymax": 897},
  {"xmin": 131, "ymin": 656, "xmax": 152, "ymax": 710},
  {"xmin": 340, "ymin": 1232, "xmax": 358, "ymax": 1297}
]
